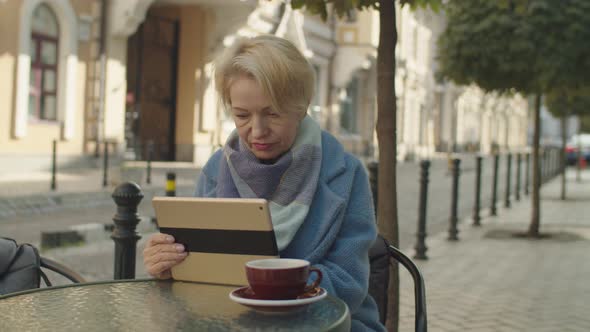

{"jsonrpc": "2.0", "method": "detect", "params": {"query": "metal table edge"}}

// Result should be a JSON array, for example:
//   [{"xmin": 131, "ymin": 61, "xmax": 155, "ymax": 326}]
[
  {"xmin": 0, "ymin": 278, "xmax": 159, "ymax": 300},
  {"xmin": 323, "ymin": 297, "xmax": 351, "ymax": 332}
]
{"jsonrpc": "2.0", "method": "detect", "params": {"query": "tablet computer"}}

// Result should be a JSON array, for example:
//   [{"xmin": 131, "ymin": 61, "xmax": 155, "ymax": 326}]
[{"xmin": 152, "ymin": 197, "xmax": 279, "ymax": 286}]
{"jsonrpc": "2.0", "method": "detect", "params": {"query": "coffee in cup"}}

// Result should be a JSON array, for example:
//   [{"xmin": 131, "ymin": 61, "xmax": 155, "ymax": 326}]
[{"xmin": 245, "ymin": 258, "xmax": 322, "ymax": 300}]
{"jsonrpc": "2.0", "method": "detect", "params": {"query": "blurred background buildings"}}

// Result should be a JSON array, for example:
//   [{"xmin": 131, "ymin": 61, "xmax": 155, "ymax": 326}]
[{"xmin": 0, "ymin": 0, "xmax": 579, "ymax": 174}]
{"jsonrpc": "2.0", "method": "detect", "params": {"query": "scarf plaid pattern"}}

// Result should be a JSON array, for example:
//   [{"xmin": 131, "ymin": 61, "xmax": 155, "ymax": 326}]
[{"xmin": 216, "ymin": 116, "xmax": 322, "ymax": 250}]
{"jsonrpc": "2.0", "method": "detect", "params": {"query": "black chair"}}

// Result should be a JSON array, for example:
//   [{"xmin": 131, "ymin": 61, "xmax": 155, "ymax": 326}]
[{"xmin": 369, "ymin": 235, "xmax": 427, "ymax": 332}]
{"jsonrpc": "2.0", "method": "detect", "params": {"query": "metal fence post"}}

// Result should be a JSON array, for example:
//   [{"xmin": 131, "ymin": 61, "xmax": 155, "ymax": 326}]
[
  {"xmin": 111, "ymin": 182, "xmax": 144, "ymax": 280},
  {"xmin": 166, "ymin": 172, "xmax": 176, "ymax": 197},
  {"xmin": 539, "ymin": 148, "xmax": 547, "ymax": 185},
  {"xmin": 525, "ymin": 153, "xmax": 530, "ymax": 195},
  {"xmin": 491, "ymin": 154, "xmax": 499, "ymax": 216},
  {"xmin": 473, "ymin": 156, "xmax": 482, "ymax": 226},
  {"xmin": 504, "ymin": 153, "xmax": 512, "ymax": 208},
  {"xmin": 554, "ymin": 149, "xmax": 560, "ymax": 177},
  {"xmin": 414, "ymin": 160, "xmax": 430, "ymax": 259},
  {"xmin": 51, "ymin": 140, "xmax": 57, "ymax": 191},
  {"xmin": 102, "ymin": 142, "xmax": 109, "ymax": 188},
  {"xmin": 515, "ymin": 153, "xmax": 522, "ymax": 201},
  {"xmin": 448, "ymin": 158, "xmax": 461, "ymax": 241}
]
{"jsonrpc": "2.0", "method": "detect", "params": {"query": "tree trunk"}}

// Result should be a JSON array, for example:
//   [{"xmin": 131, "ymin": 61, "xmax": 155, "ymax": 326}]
[
  {"xmin": 377, "ymin": 2, "xmax": 399, "ymax": 331},
  {"xmin": 528, "ymin": 94, "xmax": 542, "ymax": 236},
  {"xmin": 560, "ymin": 113, "xmax": 567, "ymax": 200}
]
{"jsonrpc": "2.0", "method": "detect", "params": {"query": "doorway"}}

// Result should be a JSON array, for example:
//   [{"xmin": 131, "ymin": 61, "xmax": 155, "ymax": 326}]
[{"xmin": 126, "ymin": 12, "xmax": 179, "ymax": 161}]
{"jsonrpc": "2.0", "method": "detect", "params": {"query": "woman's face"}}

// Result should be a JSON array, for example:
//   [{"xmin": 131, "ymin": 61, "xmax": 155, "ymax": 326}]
[{"xmin": 229, "ymin": 76, "xmax": 303, "ymax": 162}]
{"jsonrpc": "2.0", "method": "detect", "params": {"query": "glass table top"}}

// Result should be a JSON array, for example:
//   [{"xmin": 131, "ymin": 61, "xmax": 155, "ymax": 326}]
[{"xmin": 0, "ymin": 279, "xmax": 350, "ymax": 331}]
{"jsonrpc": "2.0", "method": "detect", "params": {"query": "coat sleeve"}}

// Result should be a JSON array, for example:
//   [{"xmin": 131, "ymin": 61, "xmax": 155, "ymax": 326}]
[
  {"xmin": 193, "ymin": 150, "xmax": 221, "ymax": 197},
  {"xmin": 312, "ymin": 160, "xmax": 377, "ymax": 314},
  {"xmin": 194, "ymin": 171, "xmax": 216, "ymax": 197}
]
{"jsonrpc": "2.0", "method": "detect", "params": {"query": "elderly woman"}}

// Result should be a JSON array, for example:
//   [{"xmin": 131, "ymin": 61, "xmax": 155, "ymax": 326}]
[{"xmin": 143, "ymin": 35, "xmax": 385, "ymax": 331}]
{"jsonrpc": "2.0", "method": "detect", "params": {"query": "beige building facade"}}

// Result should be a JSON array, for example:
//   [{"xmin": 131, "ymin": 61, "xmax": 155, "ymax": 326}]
[
  {"xmin": 0, "ymin": 0, "xmax": 92, "ymax": 172},
  {"xmin": 394, "ymin": 5, "xmax": 529, "ymax": 161},
  {"xmin": 0, "ymin": 0, "xmax": 529, "ymax": 175}
]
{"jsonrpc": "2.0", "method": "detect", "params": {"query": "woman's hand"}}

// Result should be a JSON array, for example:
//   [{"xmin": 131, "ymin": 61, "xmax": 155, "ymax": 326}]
[{"xmin": 143, "ymin": 233, "xmax": 188, "ymax": 279}]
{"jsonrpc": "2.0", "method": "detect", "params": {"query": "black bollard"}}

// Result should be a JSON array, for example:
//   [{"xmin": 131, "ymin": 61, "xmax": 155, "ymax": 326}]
[
  {"xmin": 111, "ymin": 182, "xmax": 144, "ymax": 280},
  {"xmin": 146, "ymin": 141, "xmax": 153, "ymax": 185},
  {"xmin": 414, "ymin": 160, "xmax": 430, "ymax": 259},
  {"xmin": 515, "ymin": 154, "xmax": 522, "ymax": 201},
  {"xmin": 525, "ymin": 153, "xmax": 530, "ymax": 196},
  {"xmin": 491, "ymin": 154, "xmax": 499, "ymax": 216},
  {"xmin": 166, "ymin": 172, "xmax": 176, "ymax": 197},
  {"xmin": 553, "ymin": 148, "xmax": 561, "ymax": 177},
  {"xmin": 448, "ymin": 158, "xmax": 461, "ymax": 241},
  {"xmin": 367, "ymin": 161, "xmax": 378, "ymax": 215},
  {"xmin": 473, "ymin": 156, "xmax": 482, "ymax": 226},
  {"xmin": 540, "ymin": 148, "xmax": 547, "ymax": 184},
  {"xmin": 504, "ymin": 154, "xmax": 512, "ymax": 208},
  {"xmin": 51, "ymin": 140, "xmax": 57, "ymax": 191},
  {"xmin": 102, "ymin": 142, "xmax": 109, "ymax": 188}
]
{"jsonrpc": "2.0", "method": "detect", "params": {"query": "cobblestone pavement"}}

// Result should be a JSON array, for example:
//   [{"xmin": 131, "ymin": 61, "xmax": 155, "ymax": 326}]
[{"xmin": 398, "ymin": 169, "xmax": 590, "ymax": 331}]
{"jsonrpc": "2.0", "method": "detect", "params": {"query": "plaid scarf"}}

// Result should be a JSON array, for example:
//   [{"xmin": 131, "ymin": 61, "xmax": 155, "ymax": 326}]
[{"xmin": 217, "ymin": 116, "xmax": 322, "ymax": 250}]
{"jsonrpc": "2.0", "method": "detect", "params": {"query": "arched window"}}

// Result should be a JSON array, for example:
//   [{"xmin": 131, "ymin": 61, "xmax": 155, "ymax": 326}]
[{"xmin": 29, "ymin": 4, "xmax": 59, "ymax": 121}]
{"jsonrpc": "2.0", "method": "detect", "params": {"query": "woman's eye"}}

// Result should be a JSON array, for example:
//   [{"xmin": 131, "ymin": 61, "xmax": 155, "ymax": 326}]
[
  {"xmin": 235, "ymin": 114, "xmax": 249, "ymax": 119},
  {"xmin": 268, "ymin": 112, "xmax": 279, "ymax": 118}
]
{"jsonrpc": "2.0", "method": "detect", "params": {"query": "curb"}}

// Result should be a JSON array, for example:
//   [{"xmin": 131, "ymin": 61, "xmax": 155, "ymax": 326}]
[
  {"xmin": 41, "ymin": 217, "xmax": 159, "ymax": 250},
  {"xmin": 0, "ymin": 185, "xmax": 195, "ymax": 220}
]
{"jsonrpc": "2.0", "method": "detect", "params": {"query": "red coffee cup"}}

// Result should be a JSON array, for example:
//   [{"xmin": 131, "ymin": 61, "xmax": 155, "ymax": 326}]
[{"xmin": 245, "ymin": 258, "xmax": 322, "ymax": 300}]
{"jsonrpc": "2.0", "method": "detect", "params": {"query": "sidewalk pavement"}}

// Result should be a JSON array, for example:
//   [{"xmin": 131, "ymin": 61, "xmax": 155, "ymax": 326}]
[
  {"xmin": 0, "ymin": 162, "xmax": 200, "ymax": 219},
  {"xmin": 398, "ymin": 168, "xmax": 590, "ymax": 332}
]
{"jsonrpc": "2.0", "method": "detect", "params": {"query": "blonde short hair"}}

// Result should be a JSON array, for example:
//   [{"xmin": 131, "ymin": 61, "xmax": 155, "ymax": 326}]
[{"xmin": 214, "ymin": 35, "xmax": 315, "ymax": 117}]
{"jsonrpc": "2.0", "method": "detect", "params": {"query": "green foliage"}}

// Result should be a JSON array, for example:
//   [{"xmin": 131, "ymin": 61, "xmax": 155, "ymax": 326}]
[
  {"xmin": 546, "ymin": 91, "xmax": 590, "ymax": 118},
  {"xmin": 437, "ymin": 0, "xmax": 590, "ymax": 95},
  {"xmin": 289, "ymin": 0, "xmax": 441, "ymax": 20}
]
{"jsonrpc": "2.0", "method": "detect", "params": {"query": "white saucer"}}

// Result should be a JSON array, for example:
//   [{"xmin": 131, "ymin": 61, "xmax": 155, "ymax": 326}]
[{"xmin": 229, "ymin": 287, "xmax": 327, "ymax": 313}]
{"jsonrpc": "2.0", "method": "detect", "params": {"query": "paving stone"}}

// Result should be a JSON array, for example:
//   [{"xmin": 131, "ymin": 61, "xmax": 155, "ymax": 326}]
[{"xmin": 396, "ymin": 170, "xmax": 590, "ymax": 331}]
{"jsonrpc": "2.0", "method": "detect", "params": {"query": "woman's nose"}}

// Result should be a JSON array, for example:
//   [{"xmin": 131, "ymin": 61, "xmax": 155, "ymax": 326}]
[{"xmin": 251, "ymin": 116, "xmax": 269, "ymax": 138}]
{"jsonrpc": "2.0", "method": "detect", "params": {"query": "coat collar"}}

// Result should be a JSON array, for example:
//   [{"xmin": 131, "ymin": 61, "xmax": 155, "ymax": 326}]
[{"xmin": 319, "ymin": 131, "xmax": 346, "ymax": 184}]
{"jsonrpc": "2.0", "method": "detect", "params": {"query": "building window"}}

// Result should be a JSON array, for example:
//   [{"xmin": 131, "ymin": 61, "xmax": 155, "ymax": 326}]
[
  {"xmin": 29, "ymin": 4, "xmax": 59, "ymax": 121},
  {"xmin": 340, "ymin": 77, "xmax": 359, "ymax": 134}
]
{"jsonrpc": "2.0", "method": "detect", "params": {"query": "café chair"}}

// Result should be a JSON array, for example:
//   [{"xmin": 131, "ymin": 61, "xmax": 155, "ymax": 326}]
[
  {"xmin": 369, "ymin": 235, "xmax": 427, "ymax": 332},
  {"xmin": 40, "ymin": 257, "xmax": 86, "ymax": 286}
]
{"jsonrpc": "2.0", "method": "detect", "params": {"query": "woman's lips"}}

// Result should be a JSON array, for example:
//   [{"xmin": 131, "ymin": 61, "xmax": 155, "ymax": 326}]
[{"xmin": 252, "ymin": 143, "xmax": 272, "ymax": 151}]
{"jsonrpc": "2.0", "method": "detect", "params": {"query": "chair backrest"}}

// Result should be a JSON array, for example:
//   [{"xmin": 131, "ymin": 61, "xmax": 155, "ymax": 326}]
[
  {"xmin": 40, "ymin": 257, "xmax": 86, "ymax": 286},
  {"xmin": 369, "ymin": 235, "xmax": 427, "ymax": 332}
]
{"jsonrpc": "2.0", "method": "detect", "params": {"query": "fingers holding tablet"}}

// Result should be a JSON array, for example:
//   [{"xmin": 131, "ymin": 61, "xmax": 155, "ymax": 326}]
[{"xmin": 143, "ymin": 232, "xmax": 188, "ymax": 279}]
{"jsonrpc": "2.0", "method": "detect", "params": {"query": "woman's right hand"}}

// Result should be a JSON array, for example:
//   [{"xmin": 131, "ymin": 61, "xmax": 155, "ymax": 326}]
[{"xmin": 143, "ymin": 233, "xmax": 188, "ymax": 279}]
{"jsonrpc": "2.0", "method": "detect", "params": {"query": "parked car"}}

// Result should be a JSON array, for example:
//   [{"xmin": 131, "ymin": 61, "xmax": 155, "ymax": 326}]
[{"xmin": 565, "ymin": 134, "xmax": 590, "ymax": 166}]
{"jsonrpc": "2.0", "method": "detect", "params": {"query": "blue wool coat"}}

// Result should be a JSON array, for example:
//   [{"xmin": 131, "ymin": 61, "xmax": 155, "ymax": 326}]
[{"xmin": 195, "ymin": 131, "xmax": 386, "ymax": 332}]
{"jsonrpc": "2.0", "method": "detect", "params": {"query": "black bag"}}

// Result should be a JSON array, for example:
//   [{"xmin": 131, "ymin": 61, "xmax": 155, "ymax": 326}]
[{"xmin": 0, "ymin": 237, "xmax": 42, "ymax": 295}]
